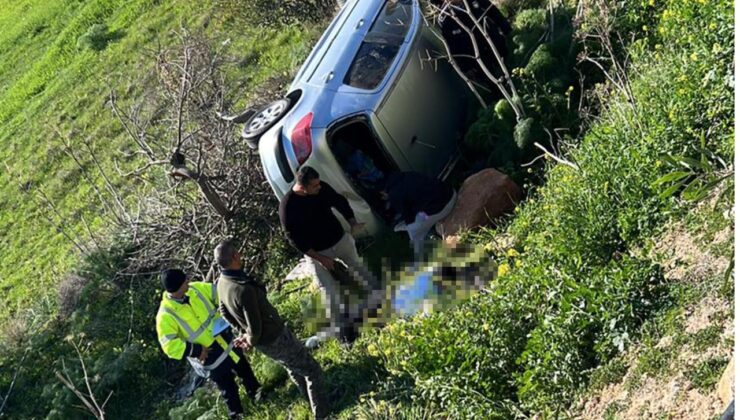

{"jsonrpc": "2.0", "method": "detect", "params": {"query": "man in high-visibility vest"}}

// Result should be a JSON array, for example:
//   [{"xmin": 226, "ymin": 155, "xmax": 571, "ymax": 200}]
[{"xmin": 156, "ymin": 268, "xmax": 261, "ymax": 419}]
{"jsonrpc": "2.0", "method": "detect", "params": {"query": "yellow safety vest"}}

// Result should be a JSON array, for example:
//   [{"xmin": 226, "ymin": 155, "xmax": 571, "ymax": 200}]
[{"xmin": 155, "ymin": 281, "xmax": 238, "ymax": 376}]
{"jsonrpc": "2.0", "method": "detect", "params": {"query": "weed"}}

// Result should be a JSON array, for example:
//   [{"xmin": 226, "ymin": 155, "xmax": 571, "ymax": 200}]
[
  {"xmin": 690, "ymin": 325, "xmax": 724, "ymax": 352},
  {"xmin": 589, "ymin": 358, "xmax": 629, "ymax": 391},
  {"xmin": 686, "ymin": 357, "xmax": 729, "ymax": 393}
]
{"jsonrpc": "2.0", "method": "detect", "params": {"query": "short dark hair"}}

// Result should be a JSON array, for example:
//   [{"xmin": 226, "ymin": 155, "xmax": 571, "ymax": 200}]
[
  {"xmin": 296, "ymin": 166, "xmax": 319, "ymax": 188},
  {"xmin": 214, "ymin": 240, "xmax": 238, "ymax": 269},
  {"xmin": 161, "ymin": 268, "xmax": 186, "ymax": 292}
]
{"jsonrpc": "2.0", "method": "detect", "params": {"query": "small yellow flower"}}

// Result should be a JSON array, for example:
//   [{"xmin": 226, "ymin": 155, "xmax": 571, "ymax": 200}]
[
  {"xmin": 367, "ymin": 343, "xmax": 379, "ymax": 357},
  {"xmin": 642, "ymin": 25, "xmax": 648, "ymax": 32},
  {"xmin": 713, "ymin": 43, "xmax": 722, "ymax": 54},
  {"xmin": 506, "ymin": 248, "xmax": 520, "ymax": 258},
  {"xmin": 497, "ymin": 263, "xmax": 510, "ymax": 277},
  {"xmin": 482, "ymin": 323, "xmax": 490, "ymax": 332},
  {"xmin": 690, "ymin": 52, "xmax": 698, "ymax": 61},
  {"xmin": 709, "ymin": 22, "xmax": 718, "ymax": 30},
  {"xmin": 515, "ymin": 259, "xmax": 523, "ymax": 268},
  {"xmin": 648, "ymin": 0, "xmax": 654, "ymax": 5}
]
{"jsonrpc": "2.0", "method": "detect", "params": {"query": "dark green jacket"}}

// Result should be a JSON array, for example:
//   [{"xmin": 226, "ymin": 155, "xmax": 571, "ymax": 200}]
[{"xmin": 217, "ymin": 269, "xmax": 284, "ymax": 347}]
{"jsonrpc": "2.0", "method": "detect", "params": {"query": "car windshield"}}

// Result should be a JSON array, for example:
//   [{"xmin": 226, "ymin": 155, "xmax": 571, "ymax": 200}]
[{"xmin": 344, "ymin": 0, "xmax": 413, "ymax": 90}]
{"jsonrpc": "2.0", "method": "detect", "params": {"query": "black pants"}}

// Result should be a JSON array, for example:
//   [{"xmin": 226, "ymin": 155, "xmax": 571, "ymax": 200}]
[{"xmin": 207, "ymin": 345, "xmax": 260, "ymax": 419}]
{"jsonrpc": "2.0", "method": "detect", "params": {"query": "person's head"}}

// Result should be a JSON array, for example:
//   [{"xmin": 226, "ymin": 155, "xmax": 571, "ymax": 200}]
[
  {"xmin": 161, "ymin": 268, "xmax": 189, "ymax": 298},
  {"xmin": 214, "ymin": 240, "xmax": 241, "ymax": 270},
  {"xmin": 294, "ymin": 166, "xmax": 321, "ymax": 195}
]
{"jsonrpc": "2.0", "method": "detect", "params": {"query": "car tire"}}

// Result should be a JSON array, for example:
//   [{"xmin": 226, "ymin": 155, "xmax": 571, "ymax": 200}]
[{"xmin": 241, "ymin": 98, "xmax": 292, "ymax": 142}]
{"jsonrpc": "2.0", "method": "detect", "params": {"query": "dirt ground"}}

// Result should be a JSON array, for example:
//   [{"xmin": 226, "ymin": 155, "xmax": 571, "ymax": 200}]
[{"xmin": 572, "ymin": 210, "xmax": 734, "ymax": 419}]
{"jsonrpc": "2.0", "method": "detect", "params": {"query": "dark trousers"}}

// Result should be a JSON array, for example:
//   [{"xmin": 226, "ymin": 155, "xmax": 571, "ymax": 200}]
[{"xmin": 207, "ymin": 345, "xmax": 260, "ymax": 419}]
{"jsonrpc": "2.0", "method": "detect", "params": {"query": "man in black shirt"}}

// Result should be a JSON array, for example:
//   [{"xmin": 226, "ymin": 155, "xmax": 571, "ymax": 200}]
[{"xmin": 279, "ymin": 166, "xmax": 378, "ymax": 340}]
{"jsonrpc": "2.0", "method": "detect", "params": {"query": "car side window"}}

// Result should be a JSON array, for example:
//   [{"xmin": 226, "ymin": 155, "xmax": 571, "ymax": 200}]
[{"xmin": 344, "ymin": 0, "xmax": 413, "ymax": 90}]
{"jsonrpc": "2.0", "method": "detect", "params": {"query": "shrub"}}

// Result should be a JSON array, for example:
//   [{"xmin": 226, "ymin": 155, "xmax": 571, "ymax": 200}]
[
  {"xmin": 524, "ymin": 43, "xmax": 556, "ymax": 79},
  {"xmin": 513, "ymin": 117, "xmax": 542, "ymax": 150},
  {"xmin": 511, "ymin": 9, "xmax": 548, "ymax": 62},
  {"xmin": 77, "ymin": 23, "xmax": 113, "ymax": 51}
]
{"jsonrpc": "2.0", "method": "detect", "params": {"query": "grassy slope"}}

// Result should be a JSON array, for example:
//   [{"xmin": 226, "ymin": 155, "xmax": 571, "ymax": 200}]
[{"xmin": 0, "ymin": 0, "xmax": 315, "ymax": 321}]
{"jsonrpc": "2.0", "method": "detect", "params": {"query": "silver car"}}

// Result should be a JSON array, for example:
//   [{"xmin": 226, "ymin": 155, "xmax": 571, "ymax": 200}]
[{"xmin": 248, "ymin": 0, "xmax": 471, "ymax": 234}]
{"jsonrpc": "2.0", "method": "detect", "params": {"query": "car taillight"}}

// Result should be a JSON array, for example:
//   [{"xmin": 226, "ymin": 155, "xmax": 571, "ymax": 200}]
[{"xmin": 290, "ymin": 112, "xmax": 313, "ymax": 165}]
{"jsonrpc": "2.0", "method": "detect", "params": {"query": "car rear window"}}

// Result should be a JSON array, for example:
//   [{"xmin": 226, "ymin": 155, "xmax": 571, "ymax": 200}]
[{"xmin": 344, "ymin": 0, "xmax": 413, "ymax": 90}]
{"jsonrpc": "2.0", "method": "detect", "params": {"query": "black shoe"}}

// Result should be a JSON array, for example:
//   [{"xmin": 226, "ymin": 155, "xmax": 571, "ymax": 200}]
[{"xmin": 338, "ymin": 325, "xmax": 358, "ymax": 346}]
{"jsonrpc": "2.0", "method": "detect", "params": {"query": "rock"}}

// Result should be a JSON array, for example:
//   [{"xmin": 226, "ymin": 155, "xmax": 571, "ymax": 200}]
[
  {"xmin": 436, "ymin": 168, "xmax": 523, "ymax": 237},
  {"xmin": 717, "ymin": 356, "xmax": 734, "ymax": 407},
  {"xmin": 285, "ymin": 257, "xmax": 319, "ymax": 282}
]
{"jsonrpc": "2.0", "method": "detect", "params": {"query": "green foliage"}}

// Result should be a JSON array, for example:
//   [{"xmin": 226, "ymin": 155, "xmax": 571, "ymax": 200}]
[
  {"xmin": 652, "ymin": 132, "xmax": 733, "ymax": 203},
  {"xmin": 524, "ymin": 43, "xmax": 556, "ymax": 80},
  {"xmin": 494, "ymin": 98, "xmax": 516, "ymax": 125},
  {"xmin": 511, "ymin": 9, "xmax": 548, "ymax": 62},
  {"xmin": 686, "ymin": 357, "xmax": 729, "ymax": 392},
  {"xmin": 464, "ymin": 5, "xmax": 580, "ymax": 180},
  {"xmin": 76, "ymin": 23, "xmax": 116, "ymax": 51},
  {"xmin": 0, "ymin": 240, "xmax": 176, "ymax": 419},
  {"xmin": 513, "ymin": 117, "xmax": 542, "ymax": 150},
  {"xmin": 0, "ymin": 0, "xmax": 734, "ymax": 419},
  {"xmin": 589, "ymin": 358, "xmax": 629, "ymax": 391}
]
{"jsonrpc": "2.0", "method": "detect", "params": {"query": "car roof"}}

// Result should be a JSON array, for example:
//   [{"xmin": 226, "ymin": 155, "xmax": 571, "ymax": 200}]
[
  {"xmin": 284, "ymin": 0, "xmax": 421, "ymax": 129},
  {"xmin": 292, "ymin": 0, "xmax": 385, "ymax": 90}
]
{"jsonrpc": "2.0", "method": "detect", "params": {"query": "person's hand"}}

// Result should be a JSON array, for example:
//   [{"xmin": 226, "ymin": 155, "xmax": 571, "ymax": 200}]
[
  {"xmin": 198, "ymin": 346, "xmax": 210, "ymax": 362},
  {"xmin": 319, "ymin": 255, "xmax": 335, "ymax": 271},
  {"xmin": 234, "ymin": 335, "xmax": 252, "ymax": 351},
  {"xmin": 350, "ymin": 222, "xmax": 366, "ymax": 236}
]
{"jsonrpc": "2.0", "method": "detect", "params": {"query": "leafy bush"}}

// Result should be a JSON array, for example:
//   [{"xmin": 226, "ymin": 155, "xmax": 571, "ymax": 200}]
[
  {"xmin": 524, "ymin": 43, "xmax": 556, "ymax": 80},
  {"xmin": 513, "ymin": 117, "xmax": 542, "ymax": 150},
  {"xmin": 463, "ymin": 5, "xmax": 579, "ymax": 180},
  {"xmin": 77, "ymin": 23, "xmax": 114, "ymax": 51},
  {"xmin": 511, "ymin": 8, "xmax": 548, "ymax": 62}
]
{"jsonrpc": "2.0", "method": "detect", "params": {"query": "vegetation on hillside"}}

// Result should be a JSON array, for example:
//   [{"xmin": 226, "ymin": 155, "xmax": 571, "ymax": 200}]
[{"xmin": 0, "ymin": 0, "xmax": 732, "ymax": 419}]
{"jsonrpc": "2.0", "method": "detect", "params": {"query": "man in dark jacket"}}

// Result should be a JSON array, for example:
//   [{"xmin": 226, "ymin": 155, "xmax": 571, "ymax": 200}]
[
  {"xmin": 214, "ymin": 240, "xmax": 328, "ymax": 419},
  {"xmin": 279, "ymin": 166, "xmax": 378, "ymax": 340},
  {"xmin": 381, "ymin": 171, "xmax": 457, "ymax": 258}
]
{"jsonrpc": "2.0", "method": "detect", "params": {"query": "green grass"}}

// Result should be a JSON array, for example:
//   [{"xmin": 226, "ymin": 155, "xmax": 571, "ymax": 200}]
[
  {"xmin": 686, "ymin": 357, "xmax": 729, "ymax": 393},
  {"xmin": 0, "ymin": 0, "xmax": 318, "ymax": 322}
]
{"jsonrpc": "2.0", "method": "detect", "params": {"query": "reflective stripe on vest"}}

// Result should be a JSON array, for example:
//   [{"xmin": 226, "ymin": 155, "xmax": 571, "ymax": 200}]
[
  {"xmin": 161, "ymin": 287, "xmax": 217, "ymax": 343},
  {"xmin": 203, "ymin": 340, "xmax": 234, "ymax": 370},
  {"xmin": 159, "ymin": 333, "xmax": 178, "ymax": 346}
]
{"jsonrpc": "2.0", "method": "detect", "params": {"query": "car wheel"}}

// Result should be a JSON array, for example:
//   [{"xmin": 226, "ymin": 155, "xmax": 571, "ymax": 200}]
[{"xmin": 241, "ymin": 98, "xmax": 292, "ymax": 142}]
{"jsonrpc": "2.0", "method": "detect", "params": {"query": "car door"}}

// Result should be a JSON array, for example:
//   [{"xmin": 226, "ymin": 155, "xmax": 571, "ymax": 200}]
[{"xmin": 375, "ymin": 16, "xmax": 469, "ymax": 177}]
